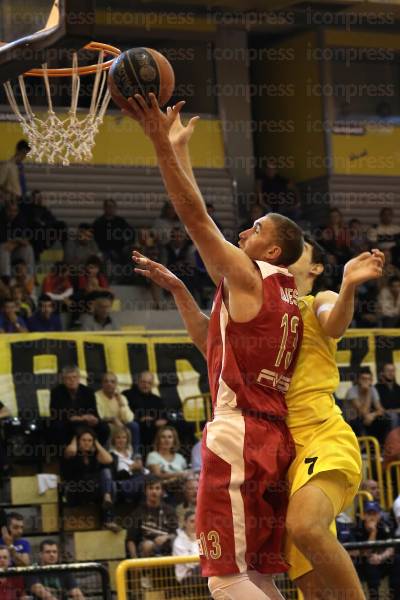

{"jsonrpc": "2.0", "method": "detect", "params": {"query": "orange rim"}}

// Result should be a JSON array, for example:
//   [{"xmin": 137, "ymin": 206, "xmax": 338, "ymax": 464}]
[{"xmin": 25, "ymin": 41, "xmax": 121, "ymax": 77}]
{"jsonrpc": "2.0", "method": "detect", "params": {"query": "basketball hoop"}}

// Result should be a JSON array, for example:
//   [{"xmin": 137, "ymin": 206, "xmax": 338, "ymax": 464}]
[{"xmin": 3, "ymin": 41, "xmax": 121, "ymax": 165}]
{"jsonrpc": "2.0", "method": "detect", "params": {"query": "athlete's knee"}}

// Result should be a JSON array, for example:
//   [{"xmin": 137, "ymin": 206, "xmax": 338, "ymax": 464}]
[{"xmin": 287, "ymin": 519, "xmax": 327, "ymax": 552}]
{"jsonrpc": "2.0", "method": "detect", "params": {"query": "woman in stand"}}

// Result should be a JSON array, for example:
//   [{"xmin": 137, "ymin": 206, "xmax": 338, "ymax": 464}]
[
  {"xmin": 63, "ymin": 428, "xmax": 119, "ymax": 532},
  {"xmin": 109, "ymin": 426, "xmax": 147, "ymax": 504}
]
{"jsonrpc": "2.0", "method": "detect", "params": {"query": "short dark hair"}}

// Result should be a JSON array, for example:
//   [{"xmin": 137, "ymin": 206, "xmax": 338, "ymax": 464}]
[
  {"xmin": 357, "ymin": 367, "xmax": 372, "ymax": 379},
  {"xmin": 144, "ymin": 474, "xmax": 162, "ymax": 489},
  {"xmin": 85, "ymin": 255, "xmax": 102, "ymax": 268},
  {"xmin": 268, "ymin": 213, "xmax": 304, "ymax": 266},
  {"xmin": 40, "ymin": 539, "xmax": 58, "ymax": 552},
  {"xmin": 304, "ymin": 234, "xmax": 329, "ymax": 294},
  {"xmin": 16, "ymin": 140, "xmax": 30, "ymax": 153},
  {"xmin": 7, "ymin": 512, "xmax": 24, "ymax": 525},
  {"xmin": 183, "ymin": 510, "xmax": 195, "ymax": 522}
]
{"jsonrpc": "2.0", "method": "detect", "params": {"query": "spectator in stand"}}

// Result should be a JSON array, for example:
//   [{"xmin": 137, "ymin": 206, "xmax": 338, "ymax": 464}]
[
  {"xmin": 355, "ymin": 500, "xmax": 400, "ymax": 600},
  {"xmin": 126, "ymin": 475, "xmax": 178, "ymax": 558},
  {"xmin": 49, "ymin": 365, "xmax": 109, "ymax": 447},
  {"xmin": 11, "ymin": 259, "xmax": 34, "ymax": 298},
  {"xmin": 77, "ymin": 255, "xmax": 109, "ymax": 297},
  {"xmin": 110, "ymin": 426, "xmax": 146, "ymax": 504},
  {"xmin": 93, "ymin": 198, "xmax": 134, "ymax": 268},
  {"xmin": 361, "ymin": 479, "xmax": 381, "ymax": 503},
  {"xmin": 368, "ymin": 207, "xmax": 400, "ymax": 253},
  {"xmin": 27, "ymin": 539, "xmax": 85, "ymax": 600},
  {"xmin": 154, "ymin": 202, "xmax": 180, "ymax": 248},
  {"xmin": 123, "ymin": 371, "xmax": 168, "ymax": 454},
  {"xmin": 378, "ymin": 249, "xmax": 400, "ymax": 290},
  {"xmin": 0, "ymin": 299, "xmax": 28, "ymax": 333},
  {"xmin": 377, "ymin": 276, "xmax": 400, "ymax": 327},
  {"xmin": 176, "ymin": 478, "xmax": 198, "ymax": 528},
  {"xmin": 146, "ymin": 426, "xmax": 190, "ymax": 498},
  {"xmin": 0, "ymin": 139, "xmax": 30, "ymax": 201},
  {"xmin": 0, "ymin": 546, "xmax": 26, "ymax": 599},
  {"xmin": 10, "ymin": 285, "xmax": 33, "ymax": 320},
  {"xmin": 63, "ymin": 429, "xmax": 119, "ymax": 532},
  {"xmin": 0, "ymin": 200, "xmax": 35, "ymax": 279},
  {"xmin": 95, "ymin": 372, "xmax": 140, "ymax": 451},
  {"xmin": 0, "ymin": 512, "xmax": 31, "ymax": 566},
  {"xmin": 42, "ymin": 262, "xmax": 74, "ymax": 311},
  {"xmin": 348, "ymin": 218, "xmax": 370, "ymax": 256},
  {"xmin": 375, "ymin": 363, "xmax": 400, "ymax": 429},
  {"xmin": 320, "ymin": 208, "xmax": 351, "ymax": 267},
  {"xmin": 28, "ymin": 294, "xmax": 62, "ymax": 332},
  {"xmin": 346, "ymin": 367, "xmax": 391, "ymax": 445},
  {"xmin": 354, "ymin": 280, "xmax": 379, "ymax": 328},
  {"xmin": 173, "ymin": 511, "xmax": 207, "ymax": 597},
  {"xmin": 80, "ymin": 292, "xmax": 118, "ymax": 331},
  {"xmin": 23, "ymin": 190, "xmax": 67, "ymax": 260},
  {"xmin": 64, "ymin": 223, "xmax": 101, "ymax": 267},
  {"xmin": 257, "ymin": 158, "xmax": 301, "ymax": 221},
  {"xmin": 161, "ymin": 227, "xmax": 196, "ymax": 296}
]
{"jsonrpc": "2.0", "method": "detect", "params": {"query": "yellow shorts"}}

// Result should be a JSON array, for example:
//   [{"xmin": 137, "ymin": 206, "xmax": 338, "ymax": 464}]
[{"xmin": 285, "ymin": 412, "xmax": 362, "ymax": 581}]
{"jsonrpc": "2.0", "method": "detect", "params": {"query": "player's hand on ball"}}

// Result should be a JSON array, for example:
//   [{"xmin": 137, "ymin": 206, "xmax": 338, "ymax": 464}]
[
  {"xmin": 123, "ymin": 93, "xmax": 185, "ymax": 141},
  {"xmin": 343, "ymin": 250, "xmax": 384, "ymax": 286},
  {"xmin": 132, "ymin": 250, "xmax": 182, "ymax": 292},
  {"xmin": 168, "ymin": 109, "xmax": 200, "ymax": 147}
]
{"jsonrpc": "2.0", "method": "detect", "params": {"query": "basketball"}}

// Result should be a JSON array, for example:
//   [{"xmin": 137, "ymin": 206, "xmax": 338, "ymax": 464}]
[{"xmin": 108, "ymin": 47, "xmax": 175, "ymax": 113}]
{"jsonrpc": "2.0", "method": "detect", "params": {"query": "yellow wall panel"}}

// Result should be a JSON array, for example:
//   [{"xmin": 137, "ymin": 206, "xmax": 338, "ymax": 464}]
[
  {"xmin": 0, "ymin": 116, "xmax": 225, "ymax": 168},
  {"xmin": 74, "ymin": 530, "xmax": 126, "ymax": 560}
]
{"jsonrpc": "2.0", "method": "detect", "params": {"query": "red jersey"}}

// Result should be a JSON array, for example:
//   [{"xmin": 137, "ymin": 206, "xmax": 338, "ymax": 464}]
[{"xmin": 207, "ymin": 260, "xmax": 303, "ymax": 417}]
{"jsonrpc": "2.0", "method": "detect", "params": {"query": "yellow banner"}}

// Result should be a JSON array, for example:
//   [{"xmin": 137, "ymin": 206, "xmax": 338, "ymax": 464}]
[{"xmin": 1, "ymin": 330, "xmax": 399, "ymax": 419}]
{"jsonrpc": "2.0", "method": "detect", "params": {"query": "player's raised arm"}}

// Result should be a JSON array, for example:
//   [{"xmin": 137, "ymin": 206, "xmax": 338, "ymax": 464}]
[
  {"xmin": 124, "ymin": 94, "xmax": 259, "ymax": 293},
  {"xmin": 314, "ymin": 250, "xmax": 384, "ymax": 338},
  {"xmin": 132, "ymin": 251, "xmax": 209, "ymax": 356}
]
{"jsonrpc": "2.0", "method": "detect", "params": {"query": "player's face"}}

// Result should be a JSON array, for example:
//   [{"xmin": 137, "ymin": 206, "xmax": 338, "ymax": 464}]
[
  {"xmin": 288, "ymin": 242, "xmax": 313, "ymax": 284},
  {"xmin": 238, "ymin": 215, "xmax": 281, "ymax": 262}
]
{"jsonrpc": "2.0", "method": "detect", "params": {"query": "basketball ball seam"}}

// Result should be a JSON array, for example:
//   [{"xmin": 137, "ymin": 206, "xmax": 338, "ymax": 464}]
[{"xmin": 125, "ymin": 51, "xmax": 147, "ymax": 98}]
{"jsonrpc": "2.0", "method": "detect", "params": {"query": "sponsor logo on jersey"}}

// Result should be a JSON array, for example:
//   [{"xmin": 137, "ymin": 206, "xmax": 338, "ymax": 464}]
[{"xmin": 257, "ymin": 368, "xmax": 292, "ymax": 393}]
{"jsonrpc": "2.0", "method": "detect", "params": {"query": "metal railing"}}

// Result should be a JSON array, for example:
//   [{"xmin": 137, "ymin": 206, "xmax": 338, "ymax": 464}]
[{"xmin": 0, "ymin": 562, "xmax": 111, "ymax": 599}]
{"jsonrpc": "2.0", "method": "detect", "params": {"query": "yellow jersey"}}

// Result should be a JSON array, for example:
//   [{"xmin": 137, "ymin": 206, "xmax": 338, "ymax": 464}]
[{"xmin": 286, "ymin": 294, "xmax": 341, "ymax": 429}]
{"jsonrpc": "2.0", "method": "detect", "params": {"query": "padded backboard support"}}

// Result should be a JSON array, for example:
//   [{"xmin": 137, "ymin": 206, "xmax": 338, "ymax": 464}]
[{"xmin": 0, "ymin": 0, "xmax": 96, "ymax": 83}]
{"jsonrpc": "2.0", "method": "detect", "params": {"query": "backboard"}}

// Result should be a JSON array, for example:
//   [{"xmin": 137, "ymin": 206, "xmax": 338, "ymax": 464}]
[{"xmin": 0, "ymin": 0, "xmax": 96, "ymax": 83}]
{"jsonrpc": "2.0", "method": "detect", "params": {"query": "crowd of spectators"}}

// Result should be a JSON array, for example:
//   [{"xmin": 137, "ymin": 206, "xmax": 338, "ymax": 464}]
[{"xmin": 1, "ymin": 141, "xmax": 400, "ymax": 326}]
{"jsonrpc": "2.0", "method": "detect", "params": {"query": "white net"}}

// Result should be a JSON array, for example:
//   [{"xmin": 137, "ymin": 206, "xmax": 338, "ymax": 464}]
[{"xmin": 3, "ymin": 49, "xmax": 113, "ymax": 166}]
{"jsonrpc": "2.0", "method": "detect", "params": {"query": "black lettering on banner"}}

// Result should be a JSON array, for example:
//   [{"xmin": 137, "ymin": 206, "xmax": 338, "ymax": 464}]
[
  {"xmin": 337, "ymin": 336, "xmax": 369, "ymax": 383},
  {"xmin": 154, "ymin": 343, "xmax": 208, "ymax": 410},
  {"xmin": 374, "ymin": 333, "xmax": 400, "ymax": 374},
  {"xmin": 127, "ymin": 343, "xmax": 151, "ymax": 383},
  {"xmin": 10, "ymin": 338, "xmax": 78, "ymax": 419},
  {"xmin": 84, "ymin": 341, "xmax": 107, "ymax": 390},
  {"xmin": 304, "ymin": 456, "xmax": 318, "ymax": 475}
]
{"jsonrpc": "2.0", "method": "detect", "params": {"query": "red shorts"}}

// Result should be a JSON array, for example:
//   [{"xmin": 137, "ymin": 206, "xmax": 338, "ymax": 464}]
[{"xmin": 196, "ymin": 407, "xmax": 295, "ymax": 577}]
